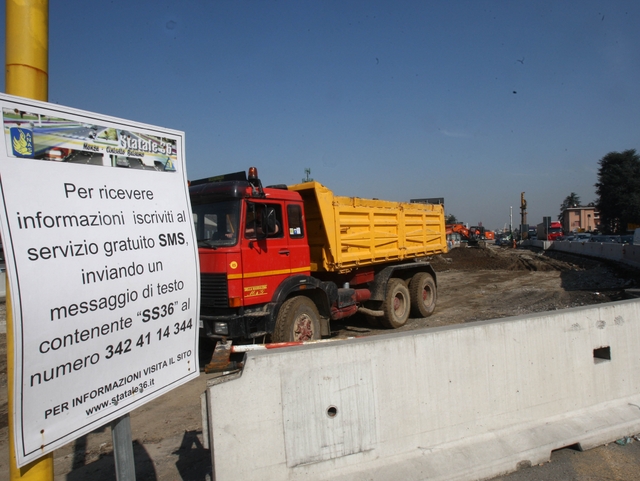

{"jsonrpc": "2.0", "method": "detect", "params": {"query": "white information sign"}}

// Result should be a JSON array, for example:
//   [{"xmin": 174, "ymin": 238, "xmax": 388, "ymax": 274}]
[{"xmin": 0, "ymin": 94, "xmax": 200, "ymax": 467}]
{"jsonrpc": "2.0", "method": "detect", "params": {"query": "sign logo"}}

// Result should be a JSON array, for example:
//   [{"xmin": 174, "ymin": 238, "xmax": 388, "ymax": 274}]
[
  {"xmin": 10, "ymin": 127, "xmax": 34, "ymax": 157},
  {"xmin": 244, "ymin": 284, "xmax": 267, "ymax": 297}
]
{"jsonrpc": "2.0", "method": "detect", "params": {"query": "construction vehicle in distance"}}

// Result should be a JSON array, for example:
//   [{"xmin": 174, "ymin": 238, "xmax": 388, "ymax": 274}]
[
  {"xmin": 190, "ymin": 167, "xmax": 447, "ymax": 344},
  {"xmin": 481, "ymin": 228, "xmax": 495, "ymax": 241},
  {"xmin": 447, "ymin": 224, "xmax": 493, "ymax": 246},
  {"xmin": 537, "ymin": 221, "xmax": 563, "ymax": 241}
]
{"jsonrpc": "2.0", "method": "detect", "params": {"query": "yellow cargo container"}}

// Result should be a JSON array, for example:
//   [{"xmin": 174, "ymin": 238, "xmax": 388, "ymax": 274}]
[{"xmin": 288, "ymin": 181, "xmax": 448, "ymax": 273}]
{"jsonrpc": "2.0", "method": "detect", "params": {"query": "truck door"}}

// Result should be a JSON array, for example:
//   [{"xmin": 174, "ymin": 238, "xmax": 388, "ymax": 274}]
[
  {"xmin": 285, "ymin": 201, "xmax": 311, "ymax": 276},
  {"xmin": 241, "ymin": 201, "xmax": 290, "ymax": 306}
]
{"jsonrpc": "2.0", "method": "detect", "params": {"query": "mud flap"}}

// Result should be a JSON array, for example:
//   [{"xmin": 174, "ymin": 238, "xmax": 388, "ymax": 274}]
[{"xmin": 204, "ymin": 340, "xmax": 243, "ymax": 373}]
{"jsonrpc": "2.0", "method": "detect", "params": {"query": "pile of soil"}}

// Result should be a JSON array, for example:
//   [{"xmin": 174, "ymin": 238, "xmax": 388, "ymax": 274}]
[{"xmin": 433, "ymin": 245, "xmax": 585, "ymax": 272}]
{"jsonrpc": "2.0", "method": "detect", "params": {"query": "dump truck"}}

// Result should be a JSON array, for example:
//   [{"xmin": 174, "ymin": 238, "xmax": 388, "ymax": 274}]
[
  {"xmin": 537, "ymin": 220, "xmax": 563, "ymax": 241},
  {"xmin": 190, "ymin": 167, "xmax": 447, "ymax": 343}
]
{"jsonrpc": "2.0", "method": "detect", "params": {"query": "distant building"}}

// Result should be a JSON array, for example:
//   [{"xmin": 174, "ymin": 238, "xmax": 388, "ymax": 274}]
[{"xmin": 562, "ymin": 205, "xmax": 599, "ymax": 233}]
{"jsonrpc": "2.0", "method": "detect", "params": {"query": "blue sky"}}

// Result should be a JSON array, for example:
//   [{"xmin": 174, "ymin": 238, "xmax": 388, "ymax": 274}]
[{"xmin": 3, "ymin": 1, "xmax": 639, "ymax": 230}]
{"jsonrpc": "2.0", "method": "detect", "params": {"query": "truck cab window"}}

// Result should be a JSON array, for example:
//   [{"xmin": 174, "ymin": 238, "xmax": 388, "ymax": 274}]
[
  {"xmin": 192, "ymin": 200, "xmax": 240, "ymax": 247},
  {"xmin": 245, "ymin": 202, "xmax": 283, "ymax": 239},
  {"xmin": 287, "ymin": 204, "xmax": 304, "ymax": 238}
]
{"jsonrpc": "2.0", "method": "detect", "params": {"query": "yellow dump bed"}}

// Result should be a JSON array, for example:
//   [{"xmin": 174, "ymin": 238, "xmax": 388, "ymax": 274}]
[{"xmin": 288, "ymin": 182, "xmax": 447, "ymax": 272}]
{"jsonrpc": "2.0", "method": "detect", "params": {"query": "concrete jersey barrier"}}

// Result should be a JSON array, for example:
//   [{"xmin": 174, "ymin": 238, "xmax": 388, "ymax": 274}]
[
  {"xmin": 524, "ymin": 238, "xmax": 640, "ymax": 269},
  {"xmin": 203, "ymin": 300, "xmax": 640, "ymax": 481}
]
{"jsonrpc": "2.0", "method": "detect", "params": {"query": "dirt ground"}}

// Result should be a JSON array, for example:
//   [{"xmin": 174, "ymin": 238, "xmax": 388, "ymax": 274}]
[
  {"xmin": 1, "ymin": 245, "xmax": 639, "ymax": 480},
  {"xmin": 332, "ymin": 244, "xmax": 637, "ymax": 337}
]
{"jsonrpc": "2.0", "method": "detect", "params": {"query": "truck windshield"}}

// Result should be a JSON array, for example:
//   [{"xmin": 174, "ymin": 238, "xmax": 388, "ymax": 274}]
[{"xmin": 192, "ymin": 200, "xmax": 240, "ymax": 248}]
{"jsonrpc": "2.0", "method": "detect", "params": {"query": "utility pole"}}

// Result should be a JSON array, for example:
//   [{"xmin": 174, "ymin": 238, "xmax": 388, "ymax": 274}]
[
  {"xmin": 520, "ymin": 192, "xmax": 528, "ymax": 239},
  {"xmin": 6, "ymin": 1, "xmax": 54, "ymax": 480},
  {"xmin": 509, "ymin": 206, "xmax": 513, "ymax": 235},
  {"xmin": 6, "ymin": 0, "xmax": 49, "ymax": 99}
]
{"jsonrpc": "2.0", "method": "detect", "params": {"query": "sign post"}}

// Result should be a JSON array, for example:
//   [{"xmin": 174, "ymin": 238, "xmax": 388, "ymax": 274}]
[
  {"xmin": 111, "ymin": 414, "xmax": 136, "ymax": 480},
  {"xmin": 6, "ymin": 0, "xmax": 53, "ymax": 478},
  {"xmin": 0, "ymin": 93, "xmax": 200, "ymax": 468}
]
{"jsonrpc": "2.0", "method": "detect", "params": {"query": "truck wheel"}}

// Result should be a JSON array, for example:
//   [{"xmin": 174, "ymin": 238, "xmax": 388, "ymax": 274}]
[
  {"xmin": 273, "ymin": 296, "xmax": 321, "ymax": 343},
  {"xmin": 381, "ymin": 278, "xmax": 410, "ymax": 329},
  {"xmin": 409, "ymin": 272, "xmax": 437, "ymax": 318}
]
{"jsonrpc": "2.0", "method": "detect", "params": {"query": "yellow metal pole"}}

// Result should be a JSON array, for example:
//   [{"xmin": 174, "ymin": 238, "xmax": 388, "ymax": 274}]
[
  {"xmin": 8, "ymin": 294, "xmax": 55, "ymax": 479},
  {"xmin": 6, "ymin": 0, "xmax": 49, "ymax": 101},
  {"xmin": 6, "ymin": 0, "xmax": 54, "ymax": 479}
]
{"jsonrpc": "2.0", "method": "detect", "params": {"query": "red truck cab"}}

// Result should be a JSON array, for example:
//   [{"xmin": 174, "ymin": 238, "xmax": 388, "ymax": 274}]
[
  {"xmin": 191, "ymin": 169, "xmax": 320, "ymax": 341},
  {"xmin": 547, "ymin": 221, "xmax": 564, "ymax": 240},
  {"xmin": 536, "ymin": 220, "xmax": 563, "ymax": 241}
]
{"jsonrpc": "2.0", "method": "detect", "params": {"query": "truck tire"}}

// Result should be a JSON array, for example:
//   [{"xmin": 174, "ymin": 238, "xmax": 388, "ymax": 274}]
[
  {"xmin": 272, "ymin": 296, "xmax": 321, "ymax": 342},
  {"xmin": 381, "ymin": 278, "xmax": 410, "ymax": 329},
  {"xmin": 409, "ymin": 272, "xmax": 437, "ymax": 318}
]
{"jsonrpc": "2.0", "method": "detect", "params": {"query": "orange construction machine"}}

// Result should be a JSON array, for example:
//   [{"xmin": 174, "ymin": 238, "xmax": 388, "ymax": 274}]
[{"xmin": 447, "ymin": 224, "xmax": 494, "ymax": 245}]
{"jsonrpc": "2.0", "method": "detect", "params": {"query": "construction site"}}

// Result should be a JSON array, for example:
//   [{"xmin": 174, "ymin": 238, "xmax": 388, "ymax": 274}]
[{"xmin": 2, "ymin": 244, "xmax": 639, "ymax": 479}]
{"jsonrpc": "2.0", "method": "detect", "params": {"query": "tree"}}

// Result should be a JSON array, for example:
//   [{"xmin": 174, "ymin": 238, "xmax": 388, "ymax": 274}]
[
  {"xmin": 595, "ymin": 149, "xmax": 640, "ymax": 234},
  {"xmin": 445, "ymin": 214, "xmax": 458, "ymax": 225},
  {"xmin": 558, "ymin": 192, "xmax": 581, "ymax": 221}
]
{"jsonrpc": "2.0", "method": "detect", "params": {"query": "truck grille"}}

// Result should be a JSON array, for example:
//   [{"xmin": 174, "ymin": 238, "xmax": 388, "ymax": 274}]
[{"xmin": 200, "ymin": 273, "xmax": 228, "ymax": 308}]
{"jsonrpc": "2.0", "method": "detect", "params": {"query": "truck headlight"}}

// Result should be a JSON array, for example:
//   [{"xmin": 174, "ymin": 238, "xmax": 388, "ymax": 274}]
[{"xmin": 214, "ymin": 322, "xmax": 229, "ymax": 335}]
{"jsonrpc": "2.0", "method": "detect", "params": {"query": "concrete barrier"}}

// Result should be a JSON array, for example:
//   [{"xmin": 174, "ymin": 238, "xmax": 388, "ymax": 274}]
[
  {"xmin": 204, "ymin": 300, "xmax": 640, "ymax": 481},
  {"xmin": 623, "ymin": 244, "xmax": 640, "ymax": 267},
  {"xmin": 531, "ymin": 240, "xmax": 640, "ymax": 269}
]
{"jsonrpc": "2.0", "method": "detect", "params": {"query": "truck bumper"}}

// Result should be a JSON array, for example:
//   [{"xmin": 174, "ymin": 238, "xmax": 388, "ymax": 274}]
[{"xmin": 200, "ymin": 311, "xmax": 270, "ymax": 340}]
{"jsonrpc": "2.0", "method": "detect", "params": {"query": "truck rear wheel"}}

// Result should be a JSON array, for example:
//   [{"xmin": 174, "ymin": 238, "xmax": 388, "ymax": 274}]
[
  {"xmin": 409, "ymin": 272, "xmax": 437, "ymax": 318},
  {"xmin": 381, "ymin": 278, "xmax": 410, "ymax": 329},
  {"xmin": 273, "ymin": 296, "xmax": 321, "ymax": 343}
]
